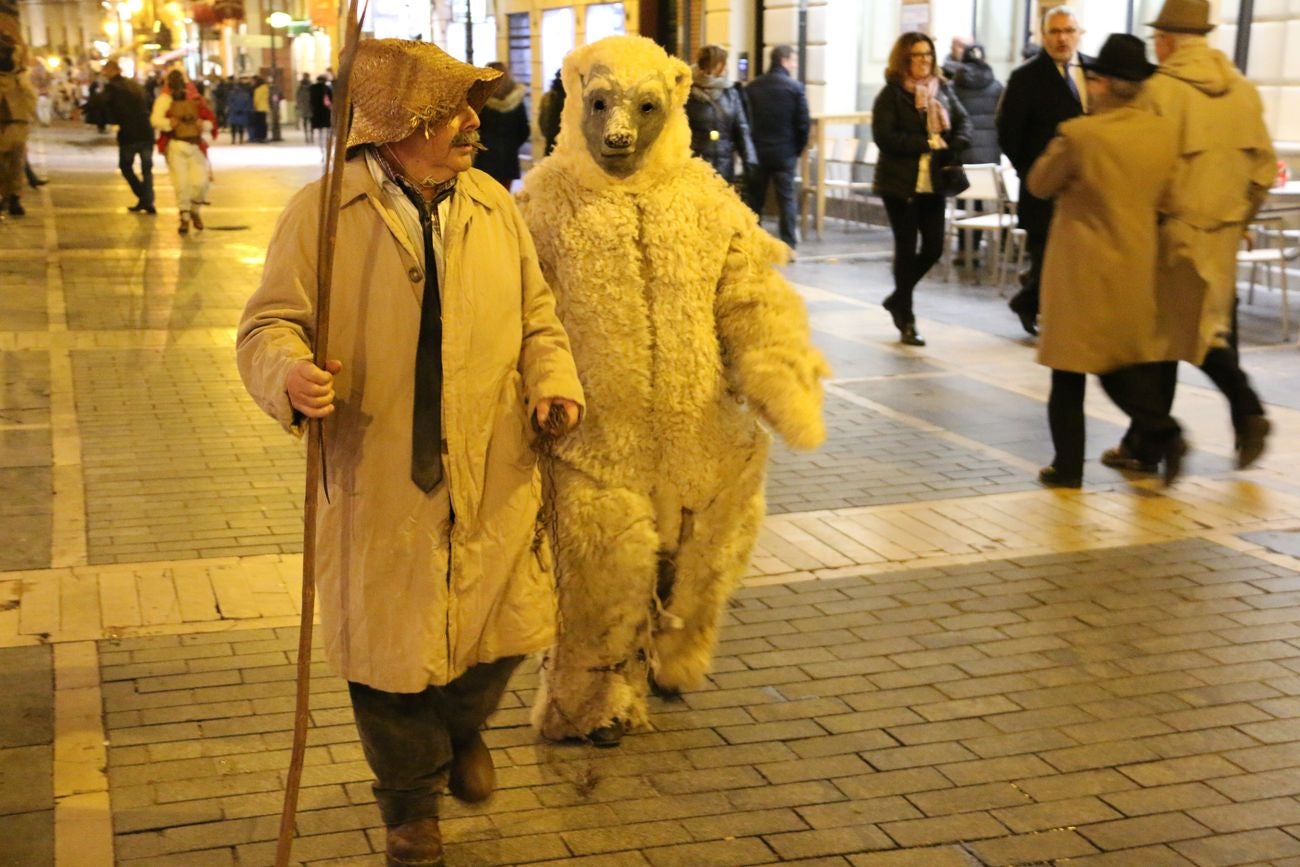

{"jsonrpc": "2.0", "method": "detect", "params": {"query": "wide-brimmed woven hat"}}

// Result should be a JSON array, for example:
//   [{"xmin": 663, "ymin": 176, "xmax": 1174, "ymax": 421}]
[
  {"xmin": 1082, "ymin": 34, "xmax": 1157, "ymax": 82},
  {"xmin": 1147, "ymin": 0, "xmax": 1215, "ymax": 34},
  {"xmin": 346, "ymin": 39, "xmax": 501, "ymax": 149}
]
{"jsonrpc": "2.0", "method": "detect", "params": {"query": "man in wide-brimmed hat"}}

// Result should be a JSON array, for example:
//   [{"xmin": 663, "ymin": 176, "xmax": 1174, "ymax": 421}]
[
  {"xmin": 1027, "ymin": 33, "xmax": 1187, "ymax": 488},
  {"xmin": 237, "ymin": 39, "xmax": 584, "ymax": 867},
  {"xmin": 1100, "ymin": 0, "xmax": 1277, "ymax": 476}
]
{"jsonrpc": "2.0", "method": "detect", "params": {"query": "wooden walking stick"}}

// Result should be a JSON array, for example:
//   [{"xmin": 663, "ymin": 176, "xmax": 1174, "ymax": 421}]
[{"xmin": 274, "ymin": 3, "xmax": 365, "ymax": 865}]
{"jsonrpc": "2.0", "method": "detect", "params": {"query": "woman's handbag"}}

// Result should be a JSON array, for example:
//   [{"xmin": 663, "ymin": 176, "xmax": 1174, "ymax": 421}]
[{"xmin": 934, "ymin": 149, "xmax": 970, "ymax": 197}]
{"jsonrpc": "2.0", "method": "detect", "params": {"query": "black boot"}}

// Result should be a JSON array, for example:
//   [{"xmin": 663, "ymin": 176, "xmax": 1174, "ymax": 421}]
[{"xmin": 7, "ymin": 196, "xmax": 24, "ymax": 217}]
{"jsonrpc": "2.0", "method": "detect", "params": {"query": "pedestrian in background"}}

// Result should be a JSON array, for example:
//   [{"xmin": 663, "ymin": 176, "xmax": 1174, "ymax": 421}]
[
  {"xmin": 950, "ymin": 43, "xmax": 1003, "ymax": 267},
  {"xmin": 308, "ymin": 74, "xmax": 331, "ymax": 161},
  {"xmin": 100, "ymin": 58, "xmax": 156, "ymax": 215},
  {"xmin": 0, "ymin": 26, "xmax": 35, "ymax": 217},
  {"xmin": 226, "ymin": 78, "xmax": 251, "ymax": 144},
  {"xmin": 295, "ymin": 72, "xmax": 312, "ymax": 142},
  {"xmin": 997, "ymin": 4, "xmax": 1090, "ymax": 336},
  {"xmin": 686, "ymin": 43, "xmax": 756, "ymax": 185},
  {"xmin": 1028, "ymin": 34, "xmax": 1185, "ymax": 488},
  {"xmin": 250, "ymin": 75, "xmax": 269, "ymax": 142},
  {"xmin": 151, "ymin": 68, "xmax": 215, "ymax": 234},
  {"xmin": 941, "ymin": 35, "xmax": 971, "ymax": 79},
  {"xmin": 537, "ymin": 69, "xmax": 564, "ymax": 156},
  {"xmin": 475, "ymin": 61, "xmax": 529, "ymax": 189},
  {"xmin": 871, "ymin": 31, "xmax": 971, "ymax": 347},
  {"xmin": 1103, "ymin": 0, "xmax": 1277, "ymax": 473},
  {"xmin": 744, "ymin": 43, "xmax": 810, "ymax": 250}
]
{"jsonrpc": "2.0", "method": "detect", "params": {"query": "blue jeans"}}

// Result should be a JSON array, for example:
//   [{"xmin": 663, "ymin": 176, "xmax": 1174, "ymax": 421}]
[
  {"xmin": 118, "ymin": 140, "xmax": 154, "ymax": 209},
  {"xmin": 745, "ymin": 157, "xmax": 799, "ymax": 248}
]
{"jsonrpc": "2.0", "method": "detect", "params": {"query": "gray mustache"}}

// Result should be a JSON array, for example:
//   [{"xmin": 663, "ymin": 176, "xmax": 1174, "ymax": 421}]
[{"xmin": 453, "ymin": 131, "xmax": 484, "ymax": 148}]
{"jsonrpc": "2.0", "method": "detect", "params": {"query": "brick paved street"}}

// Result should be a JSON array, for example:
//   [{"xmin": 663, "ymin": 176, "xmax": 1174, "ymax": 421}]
[{"xmin": 4, "ymin": 124, "xmax": 1300, "ymax": 866}]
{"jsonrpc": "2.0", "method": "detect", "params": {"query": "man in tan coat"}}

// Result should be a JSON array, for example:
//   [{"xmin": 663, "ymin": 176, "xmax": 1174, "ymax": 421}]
[
  {"xmin": 0, "ymin": 19, "xmax": 35, "ymax": 217},
  {"xmin": 1029, "ymin": 34, "xmax": 1185, "ymax": 487},
  {"xmin": 1104, "ymin": 0, "xmax": 1276, "ymax": 473},
  {"xmin": 237, "ymin": 40, "xmax": 584, "ymax": 867}
]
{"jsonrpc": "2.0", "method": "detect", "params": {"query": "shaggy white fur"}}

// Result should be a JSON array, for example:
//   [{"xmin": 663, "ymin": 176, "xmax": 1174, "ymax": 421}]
[{"xmin": 519, "ymin": 35, "xmax": 830, "ymax": 741}]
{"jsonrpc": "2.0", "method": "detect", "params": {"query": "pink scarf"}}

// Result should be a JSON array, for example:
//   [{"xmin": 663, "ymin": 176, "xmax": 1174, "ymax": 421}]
[{"xmin": 902, "ymin": 75, "xmax": 950, "ymax": 135}]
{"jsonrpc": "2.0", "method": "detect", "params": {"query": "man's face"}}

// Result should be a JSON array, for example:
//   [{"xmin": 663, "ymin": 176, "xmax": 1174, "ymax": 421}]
[
  {"xmin": 782, "ymin": 52, "xmax": 799, "ymax": 73},
  {"xmin": 1043, "ymin": 12, "xmax": 1082, "ymax": 62},
  {"xmin": 579, "ymin": 65, "xmax": 674, "ymax": 178},
  {"xmin": 1153, "ymin": 31, "xmax": 1173, "ymax": 63},
  {"xmin": 426, "ymin": 104, "xmax": 482, "ymax": 177},
  {"xmin": 950, "ymin": 37, "xmax": 969, "ymax": 60}
]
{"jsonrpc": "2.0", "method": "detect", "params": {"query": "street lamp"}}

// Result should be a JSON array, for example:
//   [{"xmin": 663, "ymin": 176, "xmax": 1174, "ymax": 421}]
[{"xmin": 267, "ymin": 10, "xmax": 291, "ymax": 142}]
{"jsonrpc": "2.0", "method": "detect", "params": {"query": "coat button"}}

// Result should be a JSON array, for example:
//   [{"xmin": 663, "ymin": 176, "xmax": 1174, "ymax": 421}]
[{"xmin": 408, "ymin": 266, "xmax": 422, "ymax": 282}]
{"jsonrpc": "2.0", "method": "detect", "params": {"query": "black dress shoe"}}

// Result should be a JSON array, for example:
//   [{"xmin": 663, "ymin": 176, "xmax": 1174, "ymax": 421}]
[
  {"xmin": 588, "ymin": 720, "xmax": 624, "ymax": 748},
  {"xmin": 881, "ymin": 295, "xmax": 908, "ymax": 332},
  {"xmin": 1100, "ymin": 444, "xmax": 1158, "ymax": 474},
  {"xmin": 127, "ymin": 203, "xmax": 157, "ymax": 214},
  {"xmin": 7, "ymin": 196, "xmax": 24, "ymax": 217},
  {"xmin": 28, "ymin": 177, "xmax": 48, "ymax": 188},
  {"xmin": 1008, "ymin": 297, "xmax": 1038, "ymax": 336},
  {"xmin": 899, "ymin": 325, "xmax": 925, "ymax": 347},
  {"xmin": 1038, "ymin": 466, "xmax": 1082, "ymax": 488},
  {"xmin": 1236, "ymin": 414, "xmax": 1270, "ymax": 469}
]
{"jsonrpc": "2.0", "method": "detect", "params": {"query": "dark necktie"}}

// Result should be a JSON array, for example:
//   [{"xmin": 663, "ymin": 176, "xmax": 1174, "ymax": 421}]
[
  {"xmin": 1063, "ymin": 61, "xmax": 1081, "ymax": 108},
  {"xmin": 410, "ymin": 181, "xmax": 457, "ymax": 492}
]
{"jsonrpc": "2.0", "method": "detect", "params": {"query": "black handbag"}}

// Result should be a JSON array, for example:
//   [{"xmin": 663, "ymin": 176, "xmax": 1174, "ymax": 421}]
[{"xmin": 934, "ymin": 150, "xmax": 970, "ymax": 197}]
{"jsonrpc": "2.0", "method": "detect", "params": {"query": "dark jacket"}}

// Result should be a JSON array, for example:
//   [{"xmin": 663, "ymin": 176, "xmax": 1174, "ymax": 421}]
[
  {"xmin": 537, "ymin": 75, "xmax": 565, "ymax": 156},
  {"xmin": 952, "ymin": 61, "xmax": 1003, "ymax": 165},
  {"xmin": 476, "ymin": 83, "xmax": 530, "ymax": 182},
  {"xmin": 686, "ymin": 71, "xmax": 757, "ymax": 182},
  {"xmin": 871, "ymin": 79, "xmax": 972, "ymax": 199},
  {"xmin": 745, "ymin": 66, "xmax": 811, "ymax": 164},
  {"xmin": 996, "ymin": 49, "xmax": 1088, "ymax": 235},
  {"xmin": 226, "ymin": 85, "xmax": 253, "ymax": 128},
  {"xmin": 101, "ymin": 75, "xmax": 154, "ymax": 144},
  {"xmin": 309, "ymin": 80, "xmax": 331, "ymax": 130}
]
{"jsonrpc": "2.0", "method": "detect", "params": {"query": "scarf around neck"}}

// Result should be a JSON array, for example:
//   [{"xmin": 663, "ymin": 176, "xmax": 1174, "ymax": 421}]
[{"xmin": 902, "ymin": 75, "xmax": 950, "ymax": 135}]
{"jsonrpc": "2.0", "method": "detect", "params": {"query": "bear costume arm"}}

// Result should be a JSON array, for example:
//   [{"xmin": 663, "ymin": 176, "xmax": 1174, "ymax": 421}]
[{"xmin": 715, "ymin": 227, "xmax": 830, "ymax": 451}]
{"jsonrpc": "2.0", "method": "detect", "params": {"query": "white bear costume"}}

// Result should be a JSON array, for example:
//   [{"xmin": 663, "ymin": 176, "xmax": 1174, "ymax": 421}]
[{"xmin": 518, "ymin": 35, "xmax": 829, "ymax": 741}]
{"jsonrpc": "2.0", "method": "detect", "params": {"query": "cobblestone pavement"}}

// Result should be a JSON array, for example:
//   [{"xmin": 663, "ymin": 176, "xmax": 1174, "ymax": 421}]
[{"xmin": 4, "ymin": 124, "xmax": 1300, "ymax": 866}]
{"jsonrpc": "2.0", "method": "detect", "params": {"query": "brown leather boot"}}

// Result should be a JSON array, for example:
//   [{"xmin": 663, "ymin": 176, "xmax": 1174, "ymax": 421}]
[
  {"xmin": 386, "ymin": 816, "xmax": 443, "ymax": 867},
  {"xmin": 449, "ymin": 731, "xmax": 495, "ymax": 803}
]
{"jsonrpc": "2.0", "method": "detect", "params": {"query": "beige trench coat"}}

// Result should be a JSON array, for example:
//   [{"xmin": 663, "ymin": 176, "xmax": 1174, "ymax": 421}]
[
  {"xmin": 1029, "ymin": 106, "xmax": 1182, "ymax": 374},
  {"xmin": 238, "ymin": 160, "xmax": 584, "ymax": 693},
  {"xmin": 1135, "ymin": 44, "xmax": 1277, "ymax": 358}
]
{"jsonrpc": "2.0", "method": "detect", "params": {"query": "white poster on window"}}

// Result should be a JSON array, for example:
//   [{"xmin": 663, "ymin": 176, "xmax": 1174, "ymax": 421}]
[{"xmin": 900, "ymin": 0, "xmax": 930, "ymax": 34}]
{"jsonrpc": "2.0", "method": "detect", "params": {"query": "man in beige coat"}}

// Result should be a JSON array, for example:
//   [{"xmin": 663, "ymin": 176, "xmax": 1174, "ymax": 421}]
[
  {"xmin": 237, "ymin": 40, "xmax": 584, "ymax": 867},
  {"xmin": 1105, "ymin": 0, "xmax": 1277, "ymax": 473},
  {"xmin": 1029, "ymin": 34, "xmax": 1186, "ymax": 488}
]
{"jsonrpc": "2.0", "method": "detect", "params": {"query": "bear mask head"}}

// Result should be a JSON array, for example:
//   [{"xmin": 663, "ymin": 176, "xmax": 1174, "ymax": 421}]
[{"xmin": 555, "ymin": 36, "xmax": 692, "ymax": 185}]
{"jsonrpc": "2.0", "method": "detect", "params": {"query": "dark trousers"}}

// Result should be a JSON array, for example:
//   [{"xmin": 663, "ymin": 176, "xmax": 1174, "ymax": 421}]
[
  {"xmin": 24, "ymin": 161, "xmax": 40, "ymax": 187},
  {"xmin": 881, "ymin": 193, "xmax": 947, "ymax": 323},
  {"xmin": 118, "ymin": 140, "xmax": 154, "ymax": 209},
  {"xmin": 250, "ymin": 111, "xmax": 268, "ymax": 142},
  {"xmin": 1121, "ymin": 298, "xmax": 1264, "ymax": 459},
  {"xmin": 348, "ymin": 655, "xmax": 522, "ymax": 826},
  {"xmin": 745, "ymin": 156, "xmax": 799, "ymax": 248},
  {"xmin": 1050, "ymin": 364, "xmax": 1182, "ymax": 477},
  {"xmin": 1010, "ymin": 231, "xmax": 1047, "ymax": 319}
]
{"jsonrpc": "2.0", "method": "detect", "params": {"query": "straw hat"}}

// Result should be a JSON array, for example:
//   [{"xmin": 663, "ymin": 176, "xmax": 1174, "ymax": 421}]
[
  {"xmin": 1146, "ymin": 0, "xmax": 1215, "ymax": 35},
  {"xmin": 346, "ymin": 39, "xmax": 502, "ymax": 149}
]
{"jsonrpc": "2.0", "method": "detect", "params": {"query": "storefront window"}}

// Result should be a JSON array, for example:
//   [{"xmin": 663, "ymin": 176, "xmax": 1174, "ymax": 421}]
[
  {"xmin": 585, "ymin": 3, "xmax": 625, "ymax": 42},
  {"xmin": 541, "ymin": 6, "xmax": 575, "ymax": 85}
]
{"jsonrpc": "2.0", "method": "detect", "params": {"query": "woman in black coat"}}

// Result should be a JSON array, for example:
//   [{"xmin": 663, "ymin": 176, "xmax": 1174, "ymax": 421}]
[
  {"xmin": 685, "ymin": 44, "xmax": 757, "ymax": 183},
  {"xmin": 475, "ymin": 62, "xmax": 531, "ymax": 189},
  {"xmin": 871, "ymin": 32, "xmax": 972, "ymax": 346},
  {"xmin": 951, "ymin": 44, "xmax": 1003, "ymax": 263}
]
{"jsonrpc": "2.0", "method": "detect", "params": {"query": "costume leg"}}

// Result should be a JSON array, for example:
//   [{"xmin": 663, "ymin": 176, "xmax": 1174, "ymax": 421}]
[
  {"xmin": 533, "ymin": 462, "xmax": 660, "ymax": 740},
  {"xmin": 1047, "ymin": 370, "xmax": 1086, "ymax": 479},
  {"xmin": 652, "ymin": 444, "xmax": 767, "ymax": 692}
]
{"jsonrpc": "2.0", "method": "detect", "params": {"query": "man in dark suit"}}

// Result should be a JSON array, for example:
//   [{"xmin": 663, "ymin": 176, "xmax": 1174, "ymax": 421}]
[
  {"xmin": 745, "ymin": 44, "xmax": 811, "ymax": 249},
  {"xmin": 996, "ymin": 5, "xmax": 1089, "ymax": 336}
]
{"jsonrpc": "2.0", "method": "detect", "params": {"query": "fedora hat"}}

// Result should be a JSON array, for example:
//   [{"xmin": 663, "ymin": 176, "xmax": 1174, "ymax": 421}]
[
  {"xmin": 1147, "ymin": 0, "xmax": 1215, "ymax": 34},
  {"xmin": 1081, "ymin": 34, "xmax": 1157, "ymax": 82},
  {"xmin": 346, "ymin": 39, "xmax": 501, "ymax": 149}
]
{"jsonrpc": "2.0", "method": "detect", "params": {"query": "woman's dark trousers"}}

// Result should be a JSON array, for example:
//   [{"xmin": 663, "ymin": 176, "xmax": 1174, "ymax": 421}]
[{"xmin": 882, "ymin": 193, "xmax": 947, "ymax": 323}]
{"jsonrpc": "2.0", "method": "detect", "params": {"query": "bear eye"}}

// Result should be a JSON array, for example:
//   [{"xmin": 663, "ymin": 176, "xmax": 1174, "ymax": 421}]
[
  {"xmin": 593, "ymin": 98, "xmax": 606, "ymax": 112},
  {"xmin": 640, "ymin": 101, "xmax": 656, "ymax": 113}
]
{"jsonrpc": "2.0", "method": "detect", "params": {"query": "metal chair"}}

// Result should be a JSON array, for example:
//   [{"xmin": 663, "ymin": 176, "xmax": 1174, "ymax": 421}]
[
  {"xmin": 1237, "ymin": 230, "xmax": 1298, "ymax": 342},
  {"xmin": 943, "ymin": 163, "xmax": 1013, "ymax": 283}
]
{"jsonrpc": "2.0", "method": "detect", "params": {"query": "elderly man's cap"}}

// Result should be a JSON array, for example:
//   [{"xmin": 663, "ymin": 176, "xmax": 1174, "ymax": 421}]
[
  {"xmin": 1146, "ymin": 0, "xmax": 1215, "ymax": 34},
  {"xmin": 347, "ymin": 39, "xmax": 501, "ymax": 149},
  {"xmin": 1082, "ymin": 34, "xmax": 1157, "ymax": 82}
]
